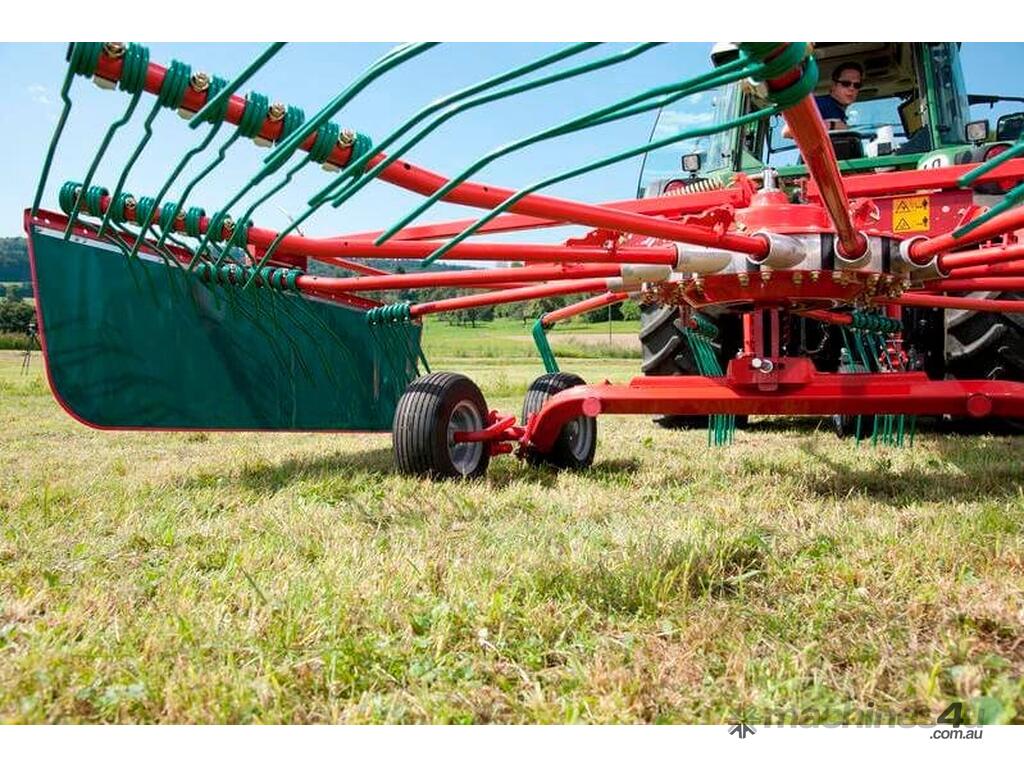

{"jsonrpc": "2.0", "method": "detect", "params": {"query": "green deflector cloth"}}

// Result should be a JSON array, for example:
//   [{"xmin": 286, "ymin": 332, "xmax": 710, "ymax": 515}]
[{"xmin": 27, "ymin": 221, "xmax": 420, "ymax": 431}]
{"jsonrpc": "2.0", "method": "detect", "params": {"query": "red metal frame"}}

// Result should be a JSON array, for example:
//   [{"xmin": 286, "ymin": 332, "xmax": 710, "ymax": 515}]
[{"xmin": 446, "ymin": 355, "xmax": 1024, "ymax": 454}]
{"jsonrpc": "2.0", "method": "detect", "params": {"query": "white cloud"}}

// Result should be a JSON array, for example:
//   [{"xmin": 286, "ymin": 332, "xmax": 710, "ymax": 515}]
[
  {"xmin": 652, "ymin": 109, "xmax": 716, "ymax": 139},
  {"xmin": 28, "ymin": 84, "xmax": 53, "ymax": 106}
]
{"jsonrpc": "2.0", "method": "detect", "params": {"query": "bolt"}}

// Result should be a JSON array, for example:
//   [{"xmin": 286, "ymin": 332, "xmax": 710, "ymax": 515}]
[
  {"xmin": 337, "ymin": 128, "xmax": 357, "ymax": 148},
  {"xmin": 103, "ymin": 42, "xmax": 126, "ymax": 59},
  {"xmin": 267, "ymin": 102, "xmax": 286, "ymax": 122},
  {"xmin": 190, "ymin": 72, "xmax": 211, "ymax": 92}
]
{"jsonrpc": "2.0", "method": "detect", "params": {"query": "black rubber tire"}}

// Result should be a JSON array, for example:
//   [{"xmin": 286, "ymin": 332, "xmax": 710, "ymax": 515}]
[
  {"xmin": 521, "ymin": 372, "xmax": 597, "ymax": 470},
  {"xmin": 638, "ymin": 304, "xmax": 745, "ymax": 429},
  {"xmin": 393, "ymin": 372, "xmax": 490, "ymax": 479},
  {"xmin": 946, "ymin": 296, "xmax": 1024, "ymax": 382},
  {"xmin": 944, "ymin": 295, "xmax": 1024, "ymax": 432}
]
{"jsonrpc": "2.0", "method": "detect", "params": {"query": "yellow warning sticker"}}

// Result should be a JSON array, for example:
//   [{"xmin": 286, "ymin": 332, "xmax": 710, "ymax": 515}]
[{"xmin": 892, "ymin": 195, "xmax": 930, "ymax": 233}]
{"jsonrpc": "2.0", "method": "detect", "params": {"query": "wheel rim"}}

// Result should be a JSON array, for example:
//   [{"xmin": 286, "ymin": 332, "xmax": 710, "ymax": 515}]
[
  {"xmin": 564, "ymin": 415, "xmax": 595, "ymax": 461},
  {"xmin": 447, "ymin": 400, "xmax": 484, "ymax": 476}
]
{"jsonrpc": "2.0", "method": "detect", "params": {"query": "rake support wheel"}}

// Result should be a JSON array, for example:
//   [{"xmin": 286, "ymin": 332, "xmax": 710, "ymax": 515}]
[
  {"xmin": 393, "ymin": 372, "xmax": 490, "ymax": 479},
  {"xmin": 522, "ymin": 372, "xmax": 597, "ymax": 470}
]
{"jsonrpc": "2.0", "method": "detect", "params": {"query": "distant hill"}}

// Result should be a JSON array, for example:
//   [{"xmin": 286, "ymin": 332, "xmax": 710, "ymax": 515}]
[{"xmin": 0, "ymin": 238, "xmax": 29, "ymax": 282}]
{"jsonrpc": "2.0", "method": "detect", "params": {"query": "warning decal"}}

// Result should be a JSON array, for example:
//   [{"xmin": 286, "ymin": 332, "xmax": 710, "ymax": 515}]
[{"xmin": 891, "ymin": 195, "xmax": 930, "ymax": 233}]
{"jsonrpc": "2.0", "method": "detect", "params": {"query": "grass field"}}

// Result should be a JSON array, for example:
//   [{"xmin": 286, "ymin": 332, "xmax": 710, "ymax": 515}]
[{"xmin": 1, "ymin": 318, "xmax": 1023, "ymax": 724}]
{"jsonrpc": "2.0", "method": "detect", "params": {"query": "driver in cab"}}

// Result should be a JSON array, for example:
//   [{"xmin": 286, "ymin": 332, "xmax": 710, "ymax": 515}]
[{"xmin": 782, "ymin": 62, "xmax": 863, "ymax": 137}]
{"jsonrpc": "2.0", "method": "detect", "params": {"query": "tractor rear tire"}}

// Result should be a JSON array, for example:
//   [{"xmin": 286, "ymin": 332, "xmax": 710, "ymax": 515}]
[
  {"xmin": 393, "ymin": 372, "xmax": 490, "ymax": 479},
  {"xmin": 945, "ymin": 295, "xmax": 1024, "ymax": 431},
  {"xmin": 522, "ymin": 372, "xmax": 597, "ymax": 470},
  {"xmin": 638, "ymin": 304, "xmax": 744, "ymax": 429}
]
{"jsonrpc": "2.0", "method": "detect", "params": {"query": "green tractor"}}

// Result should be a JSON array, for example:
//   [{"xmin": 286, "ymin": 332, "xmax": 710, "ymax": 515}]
[{"xmin": 637, "ymin": 42, "xmax": 1024, "ymax": 428}]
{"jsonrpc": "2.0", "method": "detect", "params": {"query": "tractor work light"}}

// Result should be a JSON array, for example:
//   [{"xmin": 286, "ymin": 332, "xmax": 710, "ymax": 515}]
[{"xmin": 966, "ymin": 120, "xmax": 989, "ymax": 144}]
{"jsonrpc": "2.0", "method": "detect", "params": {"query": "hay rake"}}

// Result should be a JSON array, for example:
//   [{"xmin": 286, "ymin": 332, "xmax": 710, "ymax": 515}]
[{"xmin": 25, "ymin": 41, "xmax": 1024, "ymax": 477}]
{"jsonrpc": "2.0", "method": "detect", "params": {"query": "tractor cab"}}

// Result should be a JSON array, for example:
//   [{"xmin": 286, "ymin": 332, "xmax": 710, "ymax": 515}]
[{"xmin": 639, "ymin": 42, "xmax": 1024, "ymax": 197}]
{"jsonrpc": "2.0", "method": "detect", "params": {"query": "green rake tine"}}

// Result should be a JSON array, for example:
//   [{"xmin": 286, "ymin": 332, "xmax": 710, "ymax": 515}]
[
  {"xmin": 252, "ymin": 176, "xmax": 360, "ymax": 276},
  {"xmin": 159, "ymin": 88, "xmax": 272, "ymax": 266},
  {"xmin": 203, "ymin": 44, "xmax": 437, "ymax": 278},
  {"xmin": 66, "ymin": 43, "xmax": 150, "ymax": 238},
  {"xmin": 231, "ymin": 154, "xmax": 324, "ymax": 289},
  {"xmin": 532, "ymin": 318, "xmax": 560, "ymax": 373},
  {"xmin": 312, "ymin": 43, "xmax": 649, "ymax": 208},
  {"xmin": 319, "ymin": 43, "xmax": 663, "ymax": 212},
  {"xmin": 136, "ymin": 75, "xmax": 232, "ymax": 249},
  {"xmin": 257, "ymin": 43, "xmax": 650, "ymax": 269},
  {"xmin": 421, "ymin": 102, "xmax": 779, "ymax": 266},
  {"xmin": 187, "ymin": 43, "xmax": 285, "ymax": 128},
  {"xmin": 958, "ymin": 137, "xmax": 1024, "ymax": 188},
  {"xmin": 63, "ymin": 91, "xmax": 144, "ymax": 238},
  {"xmin": 32, "ymin": 42, "xmax": 103, "ymax": 216},
  {"xmin": 101, "ymin": 58, "xmax": 192, "ymax": 260},
  {"xmin": 144, "ymin": 42, "xmax": 290, "ymax": 250},
  {"xmin": 377, "ymin": 52, "xmax": 763, "ymax": 247},
  {"xmin": 951, "ymin": 180, "xmax": 1024, "ymax": 239},
  {"xmin": 170, "ymin": 132, "xmax": 245, "ymax": 267},
  {"xmin": 147, "ymin": 120, "xmax": 226, "ymax": 247},
  {"xmin": 258, "ymin": 43, "xmax": 437, "ymax": 181},
  {"xmin": 104, "ymin": 108, "xmax": 222, "ymax": 245}
]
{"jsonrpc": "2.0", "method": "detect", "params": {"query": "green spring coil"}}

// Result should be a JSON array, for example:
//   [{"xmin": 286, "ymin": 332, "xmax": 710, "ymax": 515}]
[
  {"xmin": 366, "ymin": 303, "xmax": 412, "ymax": 325},
  {"xmin": 205, "ymin": 211, "xmax": 232, "ymax": 243},
  {"xmin": 767, "ymin": 58, "xmax": 819, "ymax": 109},
  {"xmin": 184, "ymin": 207, "xmax": 205, "ymax": 237},
  {"xmin": 108, "ymin": 192, "xmax": 135, "ymax": 224},
  {"xmin": 228, "ymin": 217, "xmax": 252, "ymax": 249},
  {"xmin": 135, "ymin": 196, "xmax": 157, "ymax": 228},
  {"xmin": 199, "ymin": 75, "xmax": 230, "ymax": 125},
  {"xmin": 84, "ymin": 185, "xmax": 108, "ymax": 216},
  {"xmin": 277, "ymin": 105, "xmax": 306, "ymax": 143},
  {"xmin": 692, "ymin": 312, "xmax": 719, "ymax": 339},
  {"xmin": 308, "ymin": 121, "xmax": 340, "ymax": 164},
  {"xmin": 753, "ymin": 43, "xmax": 809, "ymax": 80},
  {"xmin": 194, "ymin": 262, "xmax": 301, "ymax": 291},
  {"xmin": 58, "ymin": 181, "xmax": 81, "ymax": 214},
  {"xmin": 737, "ymin": 42, "xmax": 818, "ymax": 108},
  {"xmin": 68, "ymin": 42, "xmax": 103, "ymax": 77},
  {"xmin": 237, "ymin": 91, "xmax": 269, "ymax": 138},
  {"xmin": 118, "ymin": 43, "xmax": 149, "ymax": 94},
  {"xmin": 157, "ymin": 59, "xmax": 191, "ymax": 110},
  {"xmin": 346, "ymin": 131, "xmax": 374, "ymax": 174},
  {"xmin": 159, "ymin": 202, "xmax": 181, "ymax": 233}
]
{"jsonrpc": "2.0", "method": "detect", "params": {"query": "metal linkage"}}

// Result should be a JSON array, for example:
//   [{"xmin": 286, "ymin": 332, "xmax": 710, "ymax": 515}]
[{"xmin": 740, "ymin": 43, "xmax": 867, "ymax": 260}]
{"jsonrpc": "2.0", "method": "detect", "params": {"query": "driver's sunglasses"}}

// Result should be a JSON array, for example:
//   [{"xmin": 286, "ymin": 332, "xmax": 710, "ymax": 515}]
[{"xmin": 836, "ymin": 79, "xmax": 863, "ymax": 90}]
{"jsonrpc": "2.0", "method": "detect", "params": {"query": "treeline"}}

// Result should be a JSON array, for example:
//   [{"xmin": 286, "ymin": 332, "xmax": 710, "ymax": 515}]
[
  {"xmin": 0, "ymin": 238, "xmax": 30, "ymax": 282},
  {"xmin": 308, "ymin": 257, "xmax": 641, "ymax": 326},
  {"xmin": 0, "ymin": 289, "xmax": 35, "ymax": 333}
]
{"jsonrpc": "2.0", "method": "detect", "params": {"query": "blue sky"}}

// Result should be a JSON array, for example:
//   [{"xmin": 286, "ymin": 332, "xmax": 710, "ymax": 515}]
[{"xmin": 3, "ymin": 42, "xmax": 1024, "ymax": 241}]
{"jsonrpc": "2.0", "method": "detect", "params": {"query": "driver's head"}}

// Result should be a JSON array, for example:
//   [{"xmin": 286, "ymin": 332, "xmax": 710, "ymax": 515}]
[{"xmin": 830, "ymin": 62, "xmax": 864, "ymax": 107}]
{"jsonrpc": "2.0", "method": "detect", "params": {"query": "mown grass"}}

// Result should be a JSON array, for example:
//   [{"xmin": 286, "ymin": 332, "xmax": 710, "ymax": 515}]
[{"xmin": 1, "ymin": 338, "xmax": 1022, "ymax": 724}]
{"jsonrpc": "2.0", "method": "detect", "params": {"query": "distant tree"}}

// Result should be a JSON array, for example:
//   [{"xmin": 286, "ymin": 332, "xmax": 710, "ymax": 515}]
[
  {"xmin": 0, "ymin": 295, "xmax": 35, "ymax": 334},
  {"xmin": 620, "ymin": 299, "xmax": 641, "ymax": 321}
]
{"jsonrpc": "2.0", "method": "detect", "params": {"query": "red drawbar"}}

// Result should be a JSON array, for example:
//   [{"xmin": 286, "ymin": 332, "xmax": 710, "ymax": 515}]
[{"xmin": 518, "ymin": 356, "xmax": 1024, "ymax": 452}]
